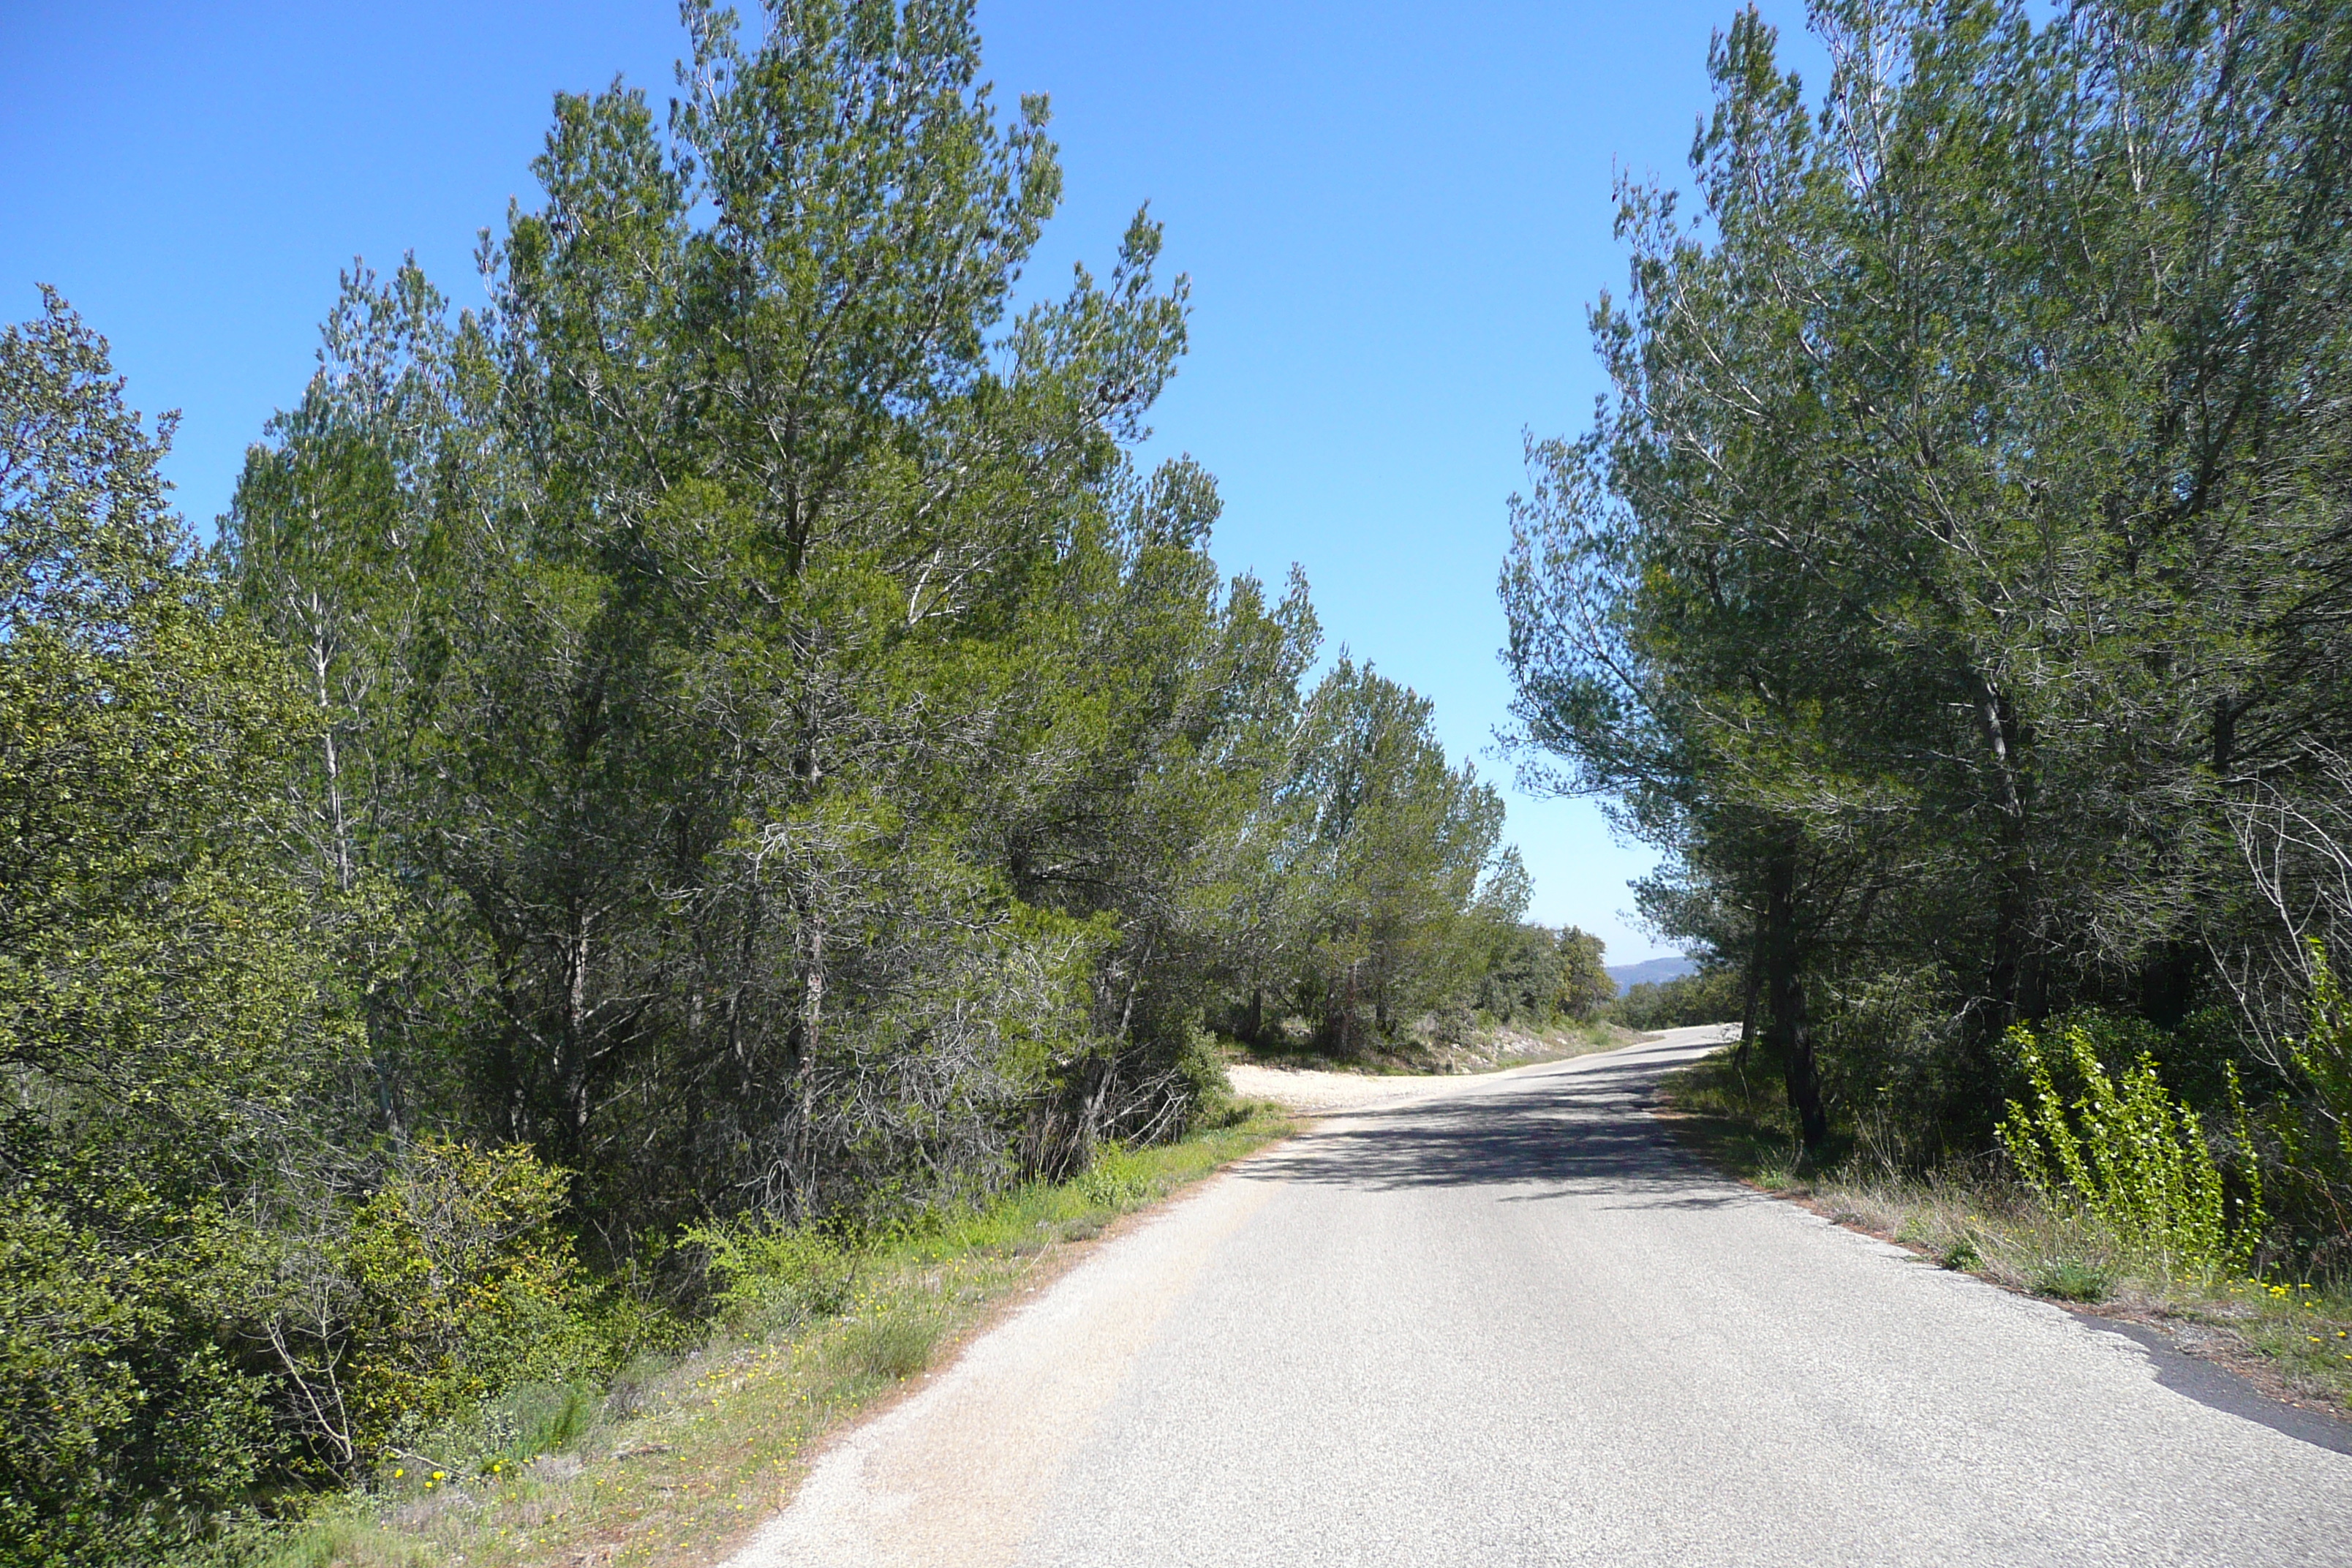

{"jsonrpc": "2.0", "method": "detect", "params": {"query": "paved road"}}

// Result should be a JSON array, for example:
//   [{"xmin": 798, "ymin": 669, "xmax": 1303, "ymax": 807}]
[{"xmin": 729, "ymin": 1027, "xmax": 2352, "ymax": 1567}]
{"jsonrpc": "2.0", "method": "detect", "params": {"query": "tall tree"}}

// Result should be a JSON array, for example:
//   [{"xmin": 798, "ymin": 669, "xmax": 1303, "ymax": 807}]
[
  {"xmin": 1, "ymin": 292, "xmax": 349, "ymax": 1566},
  {"xmin": 1504, "ymin": 0, "xmax": 2352, "ymax": 1150},
  {"xmin": 1282, "ymin": 660, "xmax": 1525, "ymax": 1052},
  {"xmin": 227, "ymin": 0, "xmax": 1325, "ymax": 1240}
]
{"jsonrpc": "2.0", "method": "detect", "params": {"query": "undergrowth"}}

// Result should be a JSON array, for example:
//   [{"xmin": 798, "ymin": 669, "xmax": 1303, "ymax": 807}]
[{"xmin": 244, "ymin": 1104, "xmax": 1290, "ymax": 1568}]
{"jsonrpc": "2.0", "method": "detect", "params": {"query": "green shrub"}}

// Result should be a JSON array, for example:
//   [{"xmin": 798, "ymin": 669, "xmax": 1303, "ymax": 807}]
[
  {"xmin": 834, "ymin": 1303, "xmax": 945, "ymax": 1382},
  {"xmin": 685, "ymin": 1217, "xmax": 859, "ymax": 1333},
  {"xmin": 2288, "ymin": 940, "xmax": 2352, "ymax": 1168},
  {"xmin": 349, "ymin": 1142, "xmax": 601, "ymax": 1449},
  {"xmin": 253, "ymin": 1139, "xmax": 606, "ymax": 1475},
  {"xmin": 1079, "ymin": 1147, "xmax": 1154, "ymax": 1210},
  {"xmin": 0, "ymin": 295, "xmax": 350, "ymax": 1564},
  {"xmin": 1171, "ymin": 1026, "xmax": 1236, "ymax": 1131},
  {"xmin": 0, "ymin": 1194, "xmax": 280, "ymax": 1568},
  {"xmin": 1813, "ymin": 965, "xmax": 1970, "ymax": 1167},
  {"xmin": 1997, "ymin": 1022, "xmax": 2261, "ymax": 1276},
  {"xmin": 476, "ymin": 1381, "xmax": 599, "ymax": 1466},
  {"xmin": 2032, "ymin": 1257, "xmax": 2117, "ymax": 1303}
]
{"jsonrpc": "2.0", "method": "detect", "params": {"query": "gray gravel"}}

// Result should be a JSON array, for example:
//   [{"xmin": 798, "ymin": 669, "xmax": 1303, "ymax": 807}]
[{"xmin": 729, "ymin": 1026, "xmax": 2352, "ymax": 1567}]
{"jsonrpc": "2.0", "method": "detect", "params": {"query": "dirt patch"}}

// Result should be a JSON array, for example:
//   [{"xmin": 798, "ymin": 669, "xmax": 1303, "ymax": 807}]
[
  {"xmin": 1226, "ymin": 1026, "xmax": 1642, "ymax": 1114},
  {"xmin": 1226, "ymin": 1063, "xmax": 1450, "ymax": 1115}
]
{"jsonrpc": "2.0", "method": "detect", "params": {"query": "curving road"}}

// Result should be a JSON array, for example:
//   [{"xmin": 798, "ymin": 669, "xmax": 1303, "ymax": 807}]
[{"xmin": 728, "ymin": 1026, "xmax": 2352, "ymax": 1567}]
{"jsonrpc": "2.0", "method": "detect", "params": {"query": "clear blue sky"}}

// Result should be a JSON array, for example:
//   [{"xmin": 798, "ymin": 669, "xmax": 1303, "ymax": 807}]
[{"xmin": 1, "ymin": 0, "xmax": 1825, "ymax": 962}]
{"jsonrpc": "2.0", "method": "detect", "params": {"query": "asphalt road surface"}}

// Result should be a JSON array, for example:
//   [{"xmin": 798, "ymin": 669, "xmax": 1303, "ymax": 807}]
[{"xmin": 728, "ymin": 1026, "xmax": 2352, "ymax": 1567}]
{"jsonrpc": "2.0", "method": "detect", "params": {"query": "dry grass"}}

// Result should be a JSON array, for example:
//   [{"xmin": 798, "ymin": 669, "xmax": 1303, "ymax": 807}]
[
  {"xmin": 1808, "ymin": 1172, "xmax": 2352, "ymax": 1412},
  {"xmin": 1657, "ymin": 1047, "xmax": 2352, "ymax": 1418},
  {"xmin": 255, "ymin": 1106, "xmax": 1291, "ymax": 1568}
]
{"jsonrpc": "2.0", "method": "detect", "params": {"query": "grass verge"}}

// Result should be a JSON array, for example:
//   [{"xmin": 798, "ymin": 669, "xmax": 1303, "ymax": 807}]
[
  {"xmin": 252, "ymin": 1104, "xmax": 1291, "ymax": 1568},
  {"xmin": 1655, "ymin": 1047, "xmax": 2352, "ymax": 1418}
]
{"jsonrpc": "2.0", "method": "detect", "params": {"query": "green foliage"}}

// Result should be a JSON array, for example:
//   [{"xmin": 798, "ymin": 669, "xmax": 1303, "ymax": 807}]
[
  {"xmin": 1470, "ymin": 923, "xmax": 1617, "ymax": 1028},
  {"xmin": 2029, "ymin": 1258, "xmax": 2117, "ymax": 1304},
  {"xmin": 686, "ymin": 1217, "xmax": 859, "ymax": 1333},
  {"xmin": 834, "ymin": 1301, "xmax": 947, "ymax": 1383},
  {"xmin": 2254, "ymin": 941, "xmax": 2352, "ymax": 1256},
  {"xmin": 0, "ymin": 291, "xmax": 350, "ymax": 1566},
  {"xmin": 1266, "ymin": 659, "xmax": 1526, "ymax": 1052},
  {"xmin": 219, "ymin": 0, "xmax": 1375, "ymax": 1242},
  {"xmin": 335, "ymin": 1141, "xmax": 602, "ymax": 1456},
  {"xmin": 1473, "ymin": 924, "xmax": 1564, "ymax": 1025},
  {"xmin": 239, "ymin": 1135, "xmax": 624, "ymax": 1481},
  {"xmin": 0, "ymin": 1193, "xmax": 279, "ymax": 1568},
  {"xmin": 1077, "ymin": 1145, "xmax": 1158, "ymax": 1210},
  {"xmin": 1812, "ymin": 967, "xmax": 1970, "ymax": 1169},
  {"xmin": 474, "ymin": 1382, "xmax": 600, "ymax": 1468},
  {"xmin": 1, "ymin": 293, "xmax": 648, "ymax": 1559},
  {"xmin": 1997, "ymin": 1022, "xmax": 2261, "ymax": 1277},
  {"xmin": 2289, "ymin": 941, "xmax": 2352, "ymax": 1169},
  {"xmin": 7, "ymin": 4, "xmax": 1530, "ymax": 1552},
  {"xmin": 1501, "ymin": 0, "xmax": 2352, "ymax": 1188},
  {"xmin": 1609, "ymin": 968, "xmax": 1741, "ymax": 1031},
  {"xmin": 1553, "ymin": 927, "xmax": 1614, "ymax": 1021}
]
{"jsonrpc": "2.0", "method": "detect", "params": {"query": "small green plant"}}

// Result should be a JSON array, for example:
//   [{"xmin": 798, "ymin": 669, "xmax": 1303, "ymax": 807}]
[
  {"xmin": 2031, "ymin": 1257, "xmax": 2115, "ymax": 1302},
  {"xmin": 1940, "ymin": 1235, "xmax": 1980, "ymax": 1272},
  {"xmin": 2290, "ymin": 938, "xmax": 2352, "ymax": 1166},
  {"xmin": 1997, "ymin": 1022, "xmax": 2261, "ymax": 1276},
  {"xmin": 1079, "ymin": 1147, "xmax": 1153, "ymax": 1209},
  {"xmin": 1749, "ymin": 1140, "xmax": 1812, "ymax": 1192},
  {"xmin": 836, "ymin": 1301, "xmax": 945, "ymax": 1381},
  {"xmin": 686, "ymin": 1216, "xmax": 859, "ymax": 1331},
  {"xmin": 478, "ymin": 1379, "xmax": 598, "ymax": 1463}
]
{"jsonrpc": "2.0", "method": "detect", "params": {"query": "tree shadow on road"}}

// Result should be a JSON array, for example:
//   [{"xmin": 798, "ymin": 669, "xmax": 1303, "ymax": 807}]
[{"xmin": 1245, "ymin": 1055, "xmax": 1754, "ymax": 1206}]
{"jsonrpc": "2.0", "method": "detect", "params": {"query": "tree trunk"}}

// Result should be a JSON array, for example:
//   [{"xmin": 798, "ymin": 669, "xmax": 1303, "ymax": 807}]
[
  {"xmin": 1735, "ymin": 921, "xmax": 1765, "ymax": 1072},
  {"xmin": 1763, "ymin": 843, "xmax": 1828, "ymax": 1152},
  {"xmin": 787, "ymin": 912, "xmax": 823, "ymax": 1219},
  {"xmin": 1974, "ymin": 674, "xmax": 2043, "ymax": 1027}
]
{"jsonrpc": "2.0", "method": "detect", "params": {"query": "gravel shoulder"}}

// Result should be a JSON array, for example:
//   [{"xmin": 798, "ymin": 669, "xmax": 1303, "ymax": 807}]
[{"xmin": 1223, "ymin": 1062, "xmax": 1455, "ymax": 1115}]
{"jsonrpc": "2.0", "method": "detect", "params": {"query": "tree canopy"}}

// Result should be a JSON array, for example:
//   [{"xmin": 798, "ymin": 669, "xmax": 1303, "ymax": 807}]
[
  {"xmin": 1504, "ymin": 0, "xmax": 2352, "ymax": 1174},
  {"xmin": 3, "ymin": 5, "xmax": 1550, "ymax": 1556}
]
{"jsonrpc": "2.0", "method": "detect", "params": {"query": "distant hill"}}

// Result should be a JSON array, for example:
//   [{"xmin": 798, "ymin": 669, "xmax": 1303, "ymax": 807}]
[{"xmin": 1605, "ymin": 955, "xmax": 1698, "ymax": 992}]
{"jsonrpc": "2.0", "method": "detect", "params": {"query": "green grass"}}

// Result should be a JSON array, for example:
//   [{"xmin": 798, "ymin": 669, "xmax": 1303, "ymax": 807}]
[
  {"xmin": 249, "ymin": 1103, "xmax": 1291, "ymax": 1568},
  {"xmin": 1657, "ymin": 1046, "xmax": 2352, "ymax": 1417}
]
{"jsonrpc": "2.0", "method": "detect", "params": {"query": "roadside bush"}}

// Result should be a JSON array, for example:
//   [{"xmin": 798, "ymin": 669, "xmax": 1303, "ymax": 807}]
[
  {"xmin": 0, "ymin": 294, "xmax": 350, "ymax": 1566},
  {"xmin": 474, "ymin": 1380, "xmax": 600, "ymax": 1466},
  {"xmin": 2291, "ymin": 942, "xmax": 2352, "ymax": 1151},
  {"xmin": 2250, "ymin": 942, "xmax": 2352, "ymax": 1273},
  {"xmin": 0, "ymin": 1193, "xmax": 280, "ymax": 1568},
  {"xmin": 1171, "ymin": 1025, "xmax": 1236, "ymax": 1132},
  {"xmin": 1473, "ymin": 923, "xmax": 1564, "ymax": 1024},
  {"xmin": 1997, "ymin": 1021, "xmax": 2262, "ymax": 1277},
  {"xmin": 1079, "ymin": 1145, "xmax": 1156, "ymax": 1209},
  {"xmin": 258, "ymin": 1139, "xmax": 606, "ymax": 1472},
  {"xmin": 346, "ymin": 1142, "xmax": 602, "ymax": 1441},
  {"xmin": 686, "ymin": 1217, "xmax": 859, "ymax": 1335},
  {"xmin": 834, "ymin": 1298, "xmax": 947, "ymax": 1382},
  {"xmin": 1555, "ymin": 927, "xmax": 1614, "ymax": 1021}
]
